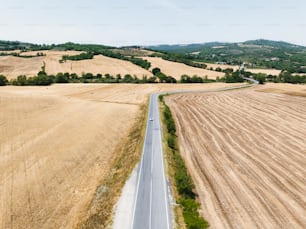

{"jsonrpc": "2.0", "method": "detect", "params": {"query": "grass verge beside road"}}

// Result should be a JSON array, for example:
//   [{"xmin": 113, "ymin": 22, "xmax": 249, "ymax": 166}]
[
  {"xmin": 159, "ymin": 95, "xmax": 209, "ymax": 229},
  {"xmin": 78, "ymin": 103, "xmax": 148, "ymax": 229}
]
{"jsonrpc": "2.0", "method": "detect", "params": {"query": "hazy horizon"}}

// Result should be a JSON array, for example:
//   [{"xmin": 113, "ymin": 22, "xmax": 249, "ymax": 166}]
[{"xmin": 1, "ymin": 0, "xmax": 306, "ymax": 46}]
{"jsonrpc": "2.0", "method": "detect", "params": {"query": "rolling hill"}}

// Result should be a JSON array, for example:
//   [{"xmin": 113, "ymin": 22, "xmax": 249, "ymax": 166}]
[{"xmin": 148, "ymin": 39, "xmax": 306, "ymax": 73}]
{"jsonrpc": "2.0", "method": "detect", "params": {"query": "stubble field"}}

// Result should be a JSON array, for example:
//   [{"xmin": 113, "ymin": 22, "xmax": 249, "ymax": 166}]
[
  {"xmin": 0, "ymin": 83, "xmax": 238, "ymax": 229},
  {"xmin": 143, "ymin": 57, "xmax": 225, "ymax": 79},
  {"xmin": 0, "ymin": 51, "xmax": 153, "ymax": 80},
  {"xmin": 166, "ymin": 85, "xmax": 306, "ymax": 229}
]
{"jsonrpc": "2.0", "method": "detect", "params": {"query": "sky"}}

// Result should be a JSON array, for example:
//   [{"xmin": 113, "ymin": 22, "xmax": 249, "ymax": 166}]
[{"xmin": 1, "ymin": 0, "xmax": 306, "ymax": 46}]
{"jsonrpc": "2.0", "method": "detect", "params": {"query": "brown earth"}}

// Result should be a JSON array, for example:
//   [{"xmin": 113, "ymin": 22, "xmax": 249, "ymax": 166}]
[
  {"xmin": 143, "ymin": 57, "xmax": 225, "ymax": 80},
  {"xmin": 257, "ymin": 83, "xmax": 306, "ymax": 97},
  {"xmin": 166, "ymin": 85, "xmax": 306, "ymax": 229},
  {"xmin": 197, "ymin": 62, "xmax": 281, "ymax": 75},
  {"xmin": 0, "ymin": 50, "xmax": 153, "ymax": 79},
  {"xmin": 0, "ymin": 83, "xmax": 242, "ymax": 229},
  {"xmin": 203, "ymin": 62, "xmax": 240, "ymax": 71},
  {"xmin": 246, "ymin": 68, "xmax": 281, "ymax": 76}
]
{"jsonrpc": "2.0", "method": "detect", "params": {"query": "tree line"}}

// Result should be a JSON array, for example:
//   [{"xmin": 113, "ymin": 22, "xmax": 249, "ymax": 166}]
[{"xmin": 1, "ymin": 67, "xmax": 305, "ymax": 86}]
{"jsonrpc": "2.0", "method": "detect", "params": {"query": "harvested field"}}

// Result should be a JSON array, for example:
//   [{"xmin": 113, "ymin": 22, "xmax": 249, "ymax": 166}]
[
  {"xmin": 257, "ymin": 83, "xmax": 306, "ymax": 97},
  {"xmin": 0, "ymin": 51, "xmax": 152, "ymax": 79},
  {"xmin": 204, "ymin": 62, "xmax": 240, "ymax": 71},
  {"xmin": 166, "ymin": 85, "xmax": 306, "ymax": 229},
  {"xmin": 0, "ymin": 56, "xmax": 44, "ymax": 79},
  {"xmin": 246, "ymin": 68, "xmax": 281, "ymax": 76},
  {"xmin": 0, "ymin": 50, "xmax": 21, "ymax": 54},
  {"xmin": 201, "ymin": 62, "xmax": 281, "ymax": 75},
  {"xmin": 0, "ymin": 85, "xmax": 140, "ymax": 229},
  {"xmin": 0, "ymin": 83, "xmax": 242, "ymax": 229},
  {"xmin": 143, "ymin": 57, "xmax": 225, "ymax": 80}
]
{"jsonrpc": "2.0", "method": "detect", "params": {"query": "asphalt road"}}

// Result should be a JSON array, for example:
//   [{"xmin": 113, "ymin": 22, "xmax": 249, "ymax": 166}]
[
  {"xmin": 130, "ymin": 79, "xmax": 258, "ymax": 229},
  {"xmin": 132, "ymin": 94, "xmax": 171, "ymax": 229}
]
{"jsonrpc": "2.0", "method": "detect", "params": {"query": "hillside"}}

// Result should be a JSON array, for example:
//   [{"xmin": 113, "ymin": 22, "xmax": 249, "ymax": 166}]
[
  {"xmin": 148, "ymin": 39, "xmax": 306, "ymax": 73},
  {"xmin": 0, "ymin": 50, "xmax": 153, "ymax": 79},
  {"xmin": 143, "ymin": 57, "xmax": 224, "ymax": 80}
]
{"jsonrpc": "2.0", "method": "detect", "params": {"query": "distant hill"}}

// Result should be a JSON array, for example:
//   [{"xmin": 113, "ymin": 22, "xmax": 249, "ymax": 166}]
[
  {"xmin": 147, "ymin": 40, "xmax": 306, "ymax": 72},
  {"xmin": 147, "ymin": 39, "xmax": 305, "ymax": 53},
  {"xmin": 1, "ymin": 39, "xmax": 306, "ymax": 73},
  {"xmin": 0, "ymin": 40, "xmax": 33, "ymax": 50}
]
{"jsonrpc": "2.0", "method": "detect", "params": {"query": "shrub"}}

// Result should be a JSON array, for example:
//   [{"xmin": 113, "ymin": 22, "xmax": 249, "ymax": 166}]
[{"xmin": 0, "ymin": 75, "xmax": 8, "ymax": 86}]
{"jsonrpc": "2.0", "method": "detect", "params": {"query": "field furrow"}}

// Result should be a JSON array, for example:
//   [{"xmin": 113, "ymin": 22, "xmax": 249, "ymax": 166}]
[{"xmin": 166, "ymin": 87, "xmax": 306, "ymax": 229}]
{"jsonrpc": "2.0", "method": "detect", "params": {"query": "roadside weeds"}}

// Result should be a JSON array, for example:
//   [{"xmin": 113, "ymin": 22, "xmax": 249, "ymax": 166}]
[
  {"xmin": 77, "ymin": 102, "xmax": 148, "ymax": 229},
  {"xmin": 159, "ymin": 94, "xmax": 209, "ymax": 229}
]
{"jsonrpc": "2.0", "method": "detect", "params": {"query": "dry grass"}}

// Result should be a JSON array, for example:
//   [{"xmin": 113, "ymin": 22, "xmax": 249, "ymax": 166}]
[
  {"xmin": 204, "ymin": 62, "xmax": 240, "ymax": 71},
  {"xmin": 0, "ymin": 50, "xmax": 153, "ymax": 79},
  {"xmin": 257, "ymin": 83, "xmax": 306, "ymax": 97},
  {"xmin": 78, "ymin": 103, "xmax": 148, "ymax": 229},
  {"xmin": 0, "ymin": 83, "xmax": 241, "ymax": 229},
  {"xmin": 143, "ymin": 57, "xmax": 225, "ymax": 80},
  {"xmin": 196, "ymin": 62, "xmax": 281, "ymax": 76},
  {"xmin": 166, "ymin": 86, "xmax": 306, "ymax": 229},
  {"xmin": 0, "ymin": 84, "xmax": 140, "ymax": 229},
  {"xmin": 246, "ymin": 68, "xmax": 281, "ymax": 75}
]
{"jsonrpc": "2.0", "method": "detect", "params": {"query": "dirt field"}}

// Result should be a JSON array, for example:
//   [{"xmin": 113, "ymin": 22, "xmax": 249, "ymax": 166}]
[
  {"xmin": 246, "ymin": 68, "xmax": 281, "ymax": 76},
  {"xmin": 204, "ymin": 62, "xmax": 240, "ymax": 71},
  {"xmin": 196, "ymin": 62, "xmax": 281, "ymax": 75},
  {"xmin": 0, "ymin": 83, "xmax": 242, "ymax": 229},
  {"xmin": 0, "ymin": 51, "xmax": 153, "ymax": 79},
  {"xmin": 257, "ymin": 83, "xmax": 306, "ymax": 97},
  {"xmin": 166, "ymin": 85, "xmax": 306, "ymax": 229},
  {"xmin": 143, "ymin": 57, "xmax": 225, "ymax": 80}
]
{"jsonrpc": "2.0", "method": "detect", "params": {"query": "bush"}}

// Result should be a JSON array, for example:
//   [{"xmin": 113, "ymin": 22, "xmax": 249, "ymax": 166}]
[
  {"xmin": 179, "ymin": 198, "xmax": 209, "ymax": 229},
  {"xmin": 130, "ymin": 57, "xmax": 151, "ymax": 69},
  {"xmin": 160, "ymin": 97, "xmax": 209, "ymax": 229},
  {"xmin": 61, "ymin": 52, "xmax": 94, "ymax": 61},
  {"xmin": 180, "ymin": 74, "xmax": 206, "ymax": 83},
  {"xmin": 0, "ymin": 75, "xmax": 8, "ymax": 86},
  {"xmin": 253, "ymin": 73, "xmax": 266, "ymax": 84},
  {"xmin": 55, "ymin": 73, "xmax": 69, "ymax": 83},
  {"xmin": 167, "ymin": 135, "xmax": 175, "ymax": 149},
  {"xmin": 222, "ymin": 71, "xmax": 244, "ymax": 83}
]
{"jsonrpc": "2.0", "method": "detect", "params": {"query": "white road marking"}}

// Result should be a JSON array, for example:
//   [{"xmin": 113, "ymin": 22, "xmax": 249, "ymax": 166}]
[
  {"xmin": 130, "ymin": 97, "xmax": 151, "ymax": 229},
  {"xmin": 157, "ymin": 97, "xmax": 171, "ymax": 229}
]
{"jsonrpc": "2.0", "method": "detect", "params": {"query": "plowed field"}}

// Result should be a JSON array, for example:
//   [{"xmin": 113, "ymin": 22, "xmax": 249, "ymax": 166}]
[{"xmin": 166, "ymin": 86, "xmax": 306, "ymax": 229}]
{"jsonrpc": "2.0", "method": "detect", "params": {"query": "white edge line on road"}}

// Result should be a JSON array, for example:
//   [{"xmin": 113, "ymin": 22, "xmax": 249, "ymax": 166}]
[
  {"xmin": 131, "ymin": 82, "xmax": 258, "ymax": 229},
  {"xmin": 149, "ymin": 119, "xmax": 154, "ymax": 229},
  {"xmin": 156, "ymin": 94, "xmax": 171, "ymax": 229},
  {"xmin": 149, "ymin": 179, "xmax": 153, "ymax": 229},
  {"xmin": 131, "ymin": 95, "xmax": 152, "ymax": 229}
]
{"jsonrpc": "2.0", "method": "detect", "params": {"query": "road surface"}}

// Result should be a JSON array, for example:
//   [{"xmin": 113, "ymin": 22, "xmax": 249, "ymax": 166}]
[
  {"xmin": 132, "ymin": 94, "xmax": 171, "ymax": 229},
  {"xmin": 130, "ymin": 80, "xmax": 258, "ymax": 229}
]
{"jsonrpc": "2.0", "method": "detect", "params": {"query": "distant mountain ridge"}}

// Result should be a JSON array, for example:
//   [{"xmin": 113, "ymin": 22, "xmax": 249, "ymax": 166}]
[
  {"xmin": 1, "ymin": 39, "xmax": 306, "ymax": 73},
  {"xmin": 146, "ymin": 39, "xmax": 306, "ymax": 73},
  {"xmin": 147, "ymin": 39, "xmax": 306, "ymax": 53}
]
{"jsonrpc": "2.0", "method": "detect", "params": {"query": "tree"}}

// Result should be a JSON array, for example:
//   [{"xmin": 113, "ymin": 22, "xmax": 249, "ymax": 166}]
[
  {"xmin": 16, "ymin": 75, "xmax": 28, "ymax": 85},
  {"xmin": 55, "ymin": 73, "xmax": 69, "ymax": 83},
  {"xmin": 70, "ymin": 73, "xmax": 79, "ymax": 80},
  {"xmin": 0, "ymin": 75, "xmax": 8, "ymax": 86},
  {"xmin": 253, "ymin": 73, "xmax": 266, "ymax": 84},
  {"xmin": 82, "ymin": 72, "xmax": 94, "ymax": 79},
  {"xmin": 152, "ymin": 67, "xmax": 161, "ymax": 75},
  {"xmin": 180, "ymin": 74, "xmax": 191, "ymax": 83}
]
